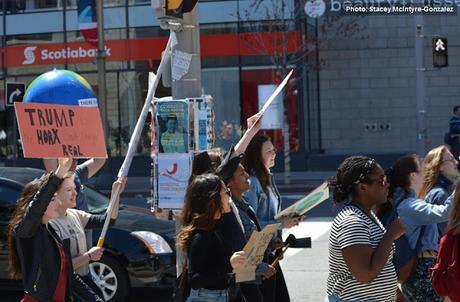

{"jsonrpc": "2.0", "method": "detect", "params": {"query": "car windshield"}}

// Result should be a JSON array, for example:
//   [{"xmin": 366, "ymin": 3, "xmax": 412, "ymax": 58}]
[{"xmin": 84, "ymin": 186, "xmax": 110, "ymax": 214}]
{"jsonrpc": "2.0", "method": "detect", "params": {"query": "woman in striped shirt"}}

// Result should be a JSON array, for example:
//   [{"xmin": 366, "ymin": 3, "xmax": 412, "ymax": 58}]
[{"xmin": 326, "ymin": 156, "xmax": 405, "ymax": 302}]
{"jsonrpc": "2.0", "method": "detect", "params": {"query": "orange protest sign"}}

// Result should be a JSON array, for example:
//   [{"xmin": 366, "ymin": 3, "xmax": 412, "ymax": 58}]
[{"xmin": 15, "ymin": 102, "xmax": 107, "ymax": 158}]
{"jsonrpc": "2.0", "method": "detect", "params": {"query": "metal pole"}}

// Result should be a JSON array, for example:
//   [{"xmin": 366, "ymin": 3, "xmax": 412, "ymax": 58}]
[
  {"xmin": 281, "ymin": 0, "xmax": 291, "ymax": 185},
  {"xmin": 171, "ymin": 6, "xmax": 202, "ymax": 99},
  {"xmin": 96, "ymin": 0, "xmax": 108, "ymax": 137},
  {"xmin": 415, "ymin": 15, "xmax": 427, "ymax": 156}
]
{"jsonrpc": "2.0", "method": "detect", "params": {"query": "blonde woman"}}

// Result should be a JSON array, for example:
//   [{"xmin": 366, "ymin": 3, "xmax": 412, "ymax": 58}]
[{"xmin": 419, "ymin": 145, "xmax": 459, "ymax": 235}]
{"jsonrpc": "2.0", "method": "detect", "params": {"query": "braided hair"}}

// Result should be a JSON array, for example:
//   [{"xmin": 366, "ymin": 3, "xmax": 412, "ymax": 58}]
[{"xmin": 328, "ymin": 156, "xmax": 379, "ymax": 204}]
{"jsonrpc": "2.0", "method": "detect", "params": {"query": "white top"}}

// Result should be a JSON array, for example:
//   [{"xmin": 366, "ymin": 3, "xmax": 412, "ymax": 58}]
[
  {"xmin": 50, "ymin": 209, "xmax": 91, "ymax": 276},
  {"xmin": 327, "ymin": 205, "xmax": 397, "ymax": 302}
]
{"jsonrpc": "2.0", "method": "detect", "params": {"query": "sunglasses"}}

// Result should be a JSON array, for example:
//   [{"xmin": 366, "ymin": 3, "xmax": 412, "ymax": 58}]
[{"xmin": 369, "ymin": 175, "xmax": 387, "ymax": 186}]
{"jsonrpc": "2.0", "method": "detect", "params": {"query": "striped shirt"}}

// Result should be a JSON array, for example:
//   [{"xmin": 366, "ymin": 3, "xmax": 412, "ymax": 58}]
[{"xmin": 327, "ymin": 205, "xmax": 397, "ymax": 302}]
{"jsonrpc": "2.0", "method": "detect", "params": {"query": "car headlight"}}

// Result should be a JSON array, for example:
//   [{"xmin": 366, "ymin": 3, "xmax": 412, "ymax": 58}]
[{"xmin": 130, "ymin": 231, "xmax": 173, "ymax": 254}]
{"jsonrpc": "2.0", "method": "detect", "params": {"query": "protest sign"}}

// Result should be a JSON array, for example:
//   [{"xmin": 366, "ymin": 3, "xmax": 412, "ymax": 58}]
[
  {"xmin": 15, "ymin": 102, "xmax": 107, "ymax": 158},
  {"xmin": 258, "ymin": 84, "xmax": 283, "ymax": 129},
  {"xmin": 158, "ymin": 153, "xmax": 191, "ymax": 209},
  {"xmin": 234, "ymin": 223, "xmax": 280, "ymax": 283},
  {"xmin": 275, "ymin": 182, "xmax": 329, "ymax": 220}
]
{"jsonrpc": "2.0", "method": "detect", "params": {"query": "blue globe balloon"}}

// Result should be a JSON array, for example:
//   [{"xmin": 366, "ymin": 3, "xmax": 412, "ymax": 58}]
[{"xmin": 23, "ymin": 69, "xmax": 98, "ymax": 106}]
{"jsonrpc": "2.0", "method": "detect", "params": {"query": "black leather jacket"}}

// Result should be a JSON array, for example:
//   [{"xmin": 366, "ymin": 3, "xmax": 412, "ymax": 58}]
[{"xmin": 13, "ymin": 173, "xmax": 102, "ymax": 302}]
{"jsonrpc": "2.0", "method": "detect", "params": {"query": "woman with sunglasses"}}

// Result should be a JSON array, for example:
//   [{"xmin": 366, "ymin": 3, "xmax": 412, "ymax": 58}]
[
  {"xmin": 382, "ymin": 154, "xmax": 453, "ymax": 301},
  {"xmin": 418, "ymin": 145, "xmax": 459, "ymax": 235},
  {"xmin": 326, "ymin": 156, "xmax": 405, "ymax": 302},
  {"xmin": 177, "ymin": 174, "xmax": 246, "ymax": 302}
]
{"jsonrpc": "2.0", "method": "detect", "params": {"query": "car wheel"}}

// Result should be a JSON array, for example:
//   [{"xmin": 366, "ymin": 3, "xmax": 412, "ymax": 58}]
[{"xmin": 89, "ymin": 254, "xmax": 130, "ymax": 302}]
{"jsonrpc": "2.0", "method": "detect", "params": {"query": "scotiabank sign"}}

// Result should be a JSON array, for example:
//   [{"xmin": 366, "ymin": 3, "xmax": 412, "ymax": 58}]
[{"xmin": 3, "ymin": 32, "xmax": 301, "ymax": 68}]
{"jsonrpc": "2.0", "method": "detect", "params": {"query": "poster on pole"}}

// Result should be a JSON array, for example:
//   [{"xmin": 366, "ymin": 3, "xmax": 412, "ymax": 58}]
[
  {"xmin": 15, "ymin": 102, "xmax": 107, "ymax": 158},
  {"xmin": 158, "ymin": 153, "xmax": 191, "ymax": 209},
  {"xmin": 192, "ymin": 96, "xmax": 214, "ymax": 151},
  {"xmin": 234, "ymin": 223, "xmax": 280, "ymax": 283},
  {"xmin": 156, "ymin": 100, "xmax": 189, "ymax": 153},
  {"xmin": 275, "ymin": 182, "xmax": 329, "ymax": 220},
  {"xmin": 258, "ymin": 84, "xmax": 283, "ymax": 130}
]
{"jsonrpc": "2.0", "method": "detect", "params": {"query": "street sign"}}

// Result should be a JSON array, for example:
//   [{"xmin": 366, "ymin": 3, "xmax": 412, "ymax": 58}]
[
  {"xmin": 6, "ymin": 82, "xmax": 25, "ymax": 106},
  {"xmin": 432, "ymin": 37, "xmax": 448, "ymax": 68}
]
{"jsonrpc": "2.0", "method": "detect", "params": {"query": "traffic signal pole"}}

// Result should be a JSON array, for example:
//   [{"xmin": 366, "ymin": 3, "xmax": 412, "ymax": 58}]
[
  {"xmin": 171, "ymin": 5, "xmax": 202, "ymax": 99},
  {"xmin": 415, "ymin": 15, "xmax": 427, "ymax": 156}
]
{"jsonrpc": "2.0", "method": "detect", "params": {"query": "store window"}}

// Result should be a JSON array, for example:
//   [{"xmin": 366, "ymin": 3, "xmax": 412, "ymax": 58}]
[
  {"xmin": 241, "ymin": 67, "xmax": 299, "ymax": 153},
  {"xmin": 202, "ymin": 67, "xmax": 241, "ymax": 151}
]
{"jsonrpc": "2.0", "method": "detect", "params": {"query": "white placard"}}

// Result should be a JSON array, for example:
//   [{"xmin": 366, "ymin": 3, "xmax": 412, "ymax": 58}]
[
  {"xmin": 258, "ymin": 84, "xmax": 283, "ymax": 129},
  {"xmin": 158, "ymin": 153, "xmax": 191, "ymax": 209}
]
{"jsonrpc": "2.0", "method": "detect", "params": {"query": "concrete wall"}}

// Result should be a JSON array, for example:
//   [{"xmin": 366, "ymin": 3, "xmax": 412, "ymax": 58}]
[{"xmin": 318, "ymin": 14, "xmax": 460, "ymax": 155}]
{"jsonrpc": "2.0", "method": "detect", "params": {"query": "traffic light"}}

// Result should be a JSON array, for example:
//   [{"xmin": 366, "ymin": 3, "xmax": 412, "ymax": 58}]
[
  {"xmin": 432, "ymin": 37, "xmax": 448, "ymax": 68},
  {"xmin": 152, "ymin": 0, "xmax": 198, "ymax": 19}
]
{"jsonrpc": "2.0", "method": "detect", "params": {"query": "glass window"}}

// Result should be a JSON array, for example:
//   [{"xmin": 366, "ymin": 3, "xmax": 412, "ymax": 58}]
[{"xmin": 202, "ymin": 67, "xmax": 241, "ymax": 151}]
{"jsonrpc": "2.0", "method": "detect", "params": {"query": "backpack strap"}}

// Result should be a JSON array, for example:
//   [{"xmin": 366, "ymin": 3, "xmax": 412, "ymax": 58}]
[{"xmin": 246, "ymin": 207, "xmax": 262, "ymax": 232}]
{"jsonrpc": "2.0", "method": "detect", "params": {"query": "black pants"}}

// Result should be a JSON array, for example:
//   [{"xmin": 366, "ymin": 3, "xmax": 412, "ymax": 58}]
[
  {"xmin": 240, "ymin": 283, "xmax": 263, "ymax": 302},
  {"xmin": 260, "ymin": 263, "xmax": 290, "ymax": 302}
]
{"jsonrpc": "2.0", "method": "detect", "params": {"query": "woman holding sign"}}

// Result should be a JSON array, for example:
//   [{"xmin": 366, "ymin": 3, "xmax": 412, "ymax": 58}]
[
  {"xmin": 7, "ymin": 158, "xmax": 103, "ymax": 302},
  {"xmin": 177, "ymin": 174, "xmax": 247, "ymax": 302},
  {"xmin": 49, "ymin": 174, "xmax": 127, "ymax": 301},
  {"xmin": 243, "ymin": 135, "xmax": 301, "ymax": 302}
]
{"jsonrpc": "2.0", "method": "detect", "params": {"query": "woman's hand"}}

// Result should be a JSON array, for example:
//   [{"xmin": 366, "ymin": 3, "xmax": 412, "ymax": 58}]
[
  {"xmin": 282, "ymin": 215, "xmax": 304, "ymax": 229},
  {"xmin": 262, "ymin": 264, "xmax": 276, "ymax": 279},
  {"xmin": 387, "ymin": 217, "xmax": 406, "ymax": 240},
  {"xmin": 247, "ymin": 112, "xmax": 262, "ymax": 132},
  {"xmin": 112, "ymin": 177, "xmax": 128, "ymax": 195},
  {"xmin": 230, "ymin": 251, "xmax": 246, "ymax": 270},
  {"xmin": 55, "ymin": 158, "xmax": 73, "ymax": 178},
  {"xmin": 86, "ymin": 246, "xmax": 104, "ymax": 262}
]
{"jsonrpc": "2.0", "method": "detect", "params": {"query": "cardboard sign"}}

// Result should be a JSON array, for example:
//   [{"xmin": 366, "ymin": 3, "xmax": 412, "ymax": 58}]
[
  {"xmin": 15, "ymin": 102, "xmax": 107, "ymax": 158},
  {"xmin": 275, "ymin": 182, "xmax": 330, "ymax": 220},
  {"xmin": 234, "ymin": 223, "xmax": 280, "ymax": 283}
]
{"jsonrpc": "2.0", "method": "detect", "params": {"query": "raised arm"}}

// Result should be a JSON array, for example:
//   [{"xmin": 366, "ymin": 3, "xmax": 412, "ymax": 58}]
[
  {"xmin": 235, "ymin": 112, "xmax": 262, "ymax": 156},
  {"xmin": 398, "ymin": 194, "xmax": 453, "ymax": 226},
  {"xmin": 16, "ymin": 158, "xmax": 72, "ymax": 238}
]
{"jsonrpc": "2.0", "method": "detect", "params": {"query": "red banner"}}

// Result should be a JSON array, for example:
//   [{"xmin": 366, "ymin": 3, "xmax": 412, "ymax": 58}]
[{"xmin": 3, "ymin": 32, "xmax": 302, "ymax": 68}]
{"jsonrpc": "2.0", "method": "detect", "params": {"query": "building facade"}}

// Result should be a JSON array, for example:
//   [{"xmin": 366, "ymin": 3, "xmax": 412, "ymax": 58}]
[{"xmin": 0, "ymin": 0, "xmax": 321, "ymax": 171}]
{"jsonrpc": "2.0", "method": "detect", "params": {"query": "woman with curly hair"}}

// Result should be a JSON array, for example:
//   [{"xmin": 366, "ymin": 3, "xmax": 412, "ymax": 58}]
[
  {"xmin": 418, "ymin": 145, "xmax": 459, "ymax": 235},
  {"xmin": 326, "ymin": 156, "xmax": 405, "ymax": 302}
]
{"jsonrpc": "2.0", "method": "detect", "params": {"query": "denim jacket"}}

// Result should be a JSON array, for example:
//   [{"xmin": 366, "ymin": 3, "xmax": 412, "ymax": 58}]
[
  {"xmin": 243, "ymin": 174, "xmax": 281, "ymax": 229},
  {"xmin": 394, "ymin": 187, "xmax": 453, "ymax": 252},
  {"xmin": 233, "ymin": 197, "xmax": 269, "ymax": 284},
  {"xmin": 424, "ymin": 175, "xmax": 453, "ymax": 235}
]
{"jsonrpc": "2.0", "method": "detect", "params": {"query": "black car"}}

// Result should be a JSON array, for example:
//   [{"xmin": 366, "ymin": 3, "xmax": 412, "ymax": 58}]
[{"xmin": 0, "ymin": 167, "xmax": 176, "ymax": 302}]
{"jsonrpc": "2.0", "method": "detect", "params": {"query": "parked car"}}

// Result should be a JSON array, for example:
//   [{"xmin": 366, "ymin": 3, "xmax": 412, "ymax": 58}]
[{"xmin": 0, "ymin": 167, "xmax": 176, "ymax": 302}]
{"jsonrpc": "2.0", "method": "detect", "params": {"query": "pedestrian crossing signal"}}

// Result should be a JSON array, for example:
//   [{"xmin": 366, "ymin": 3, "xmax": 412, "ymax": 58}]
[{"xmin": 432, "ymin": 37, "xmax": 448, "ymax": 68}]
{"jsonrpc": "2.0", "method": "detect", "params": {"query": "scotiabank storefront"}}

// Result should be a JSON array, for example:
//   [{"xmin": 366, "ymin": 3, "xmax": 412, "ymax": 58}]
[{"xmin": 0, "ymin": 1, "xmax": 320, "ymax": 171}]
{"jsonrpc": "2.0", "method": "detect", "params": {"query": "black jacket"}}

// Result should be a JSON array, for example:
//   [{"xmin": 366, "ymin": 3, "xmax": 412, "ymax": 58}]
[{"xmin": 13, "ymin": 173, "xmax": 102, "ymax": 302}]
